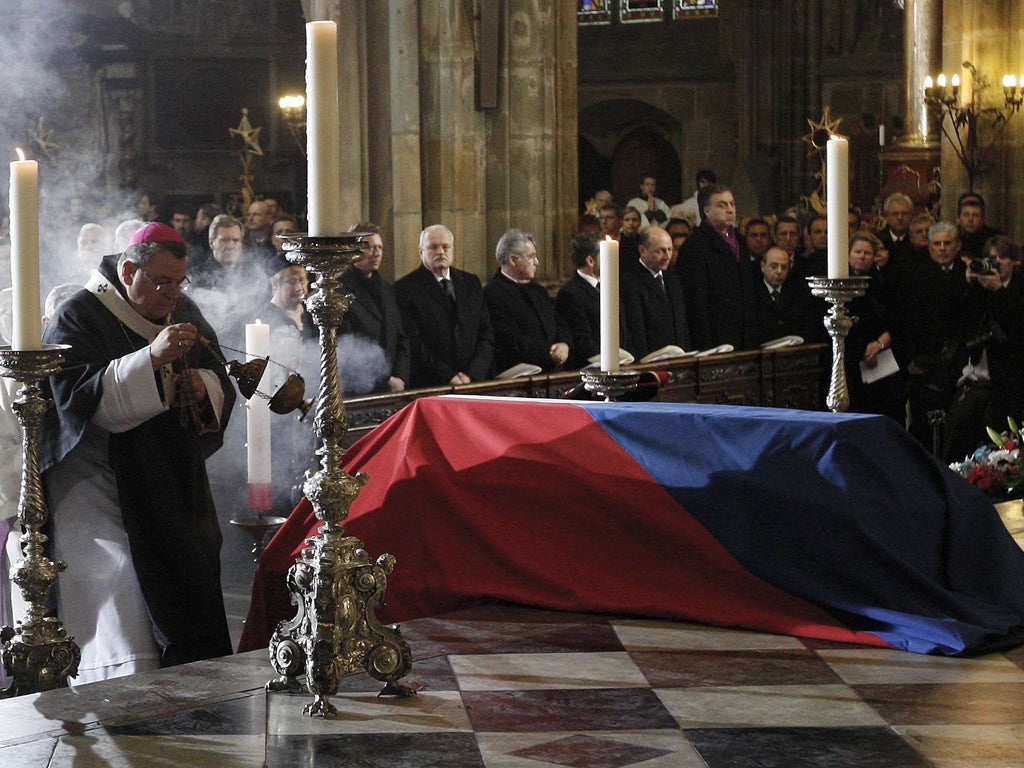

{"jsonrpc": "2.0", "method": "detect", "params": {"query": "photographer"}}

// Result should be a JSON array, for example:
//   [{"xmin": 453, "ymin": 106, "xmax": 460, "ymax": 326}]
[{"xmin": 942, "ymin": 235, "xmax": 1024, "ymax": 462}]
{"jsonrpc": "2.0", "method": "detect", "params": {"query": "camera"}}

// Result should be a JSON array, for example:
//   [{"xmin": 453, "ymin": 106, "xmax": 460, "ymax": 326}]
[{"xmin": 969, "ymin": 257, "xmax": 997, "ymax": 274}]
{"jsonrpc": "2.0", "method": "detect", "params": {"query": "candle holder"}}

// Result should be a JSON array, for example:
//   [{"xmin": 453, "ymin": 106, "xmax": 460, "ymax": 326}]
[
  {"xmin": 807, "ymin": 276, "xmax": 869, "ymax": 413},
  {"xmin": 0, "ymin": 345, "xmax": 81, "ymax": 698},
  {"xmin": 264, "ymin": 234, "xmax": 412, "ymax": 718},
  {"xmin": 580, "ymin": 369, "xmax": 641, "ymax": 401},
  {"xmin": 230, "ymin": 511, "xmax": 287, "ymax": 569}
]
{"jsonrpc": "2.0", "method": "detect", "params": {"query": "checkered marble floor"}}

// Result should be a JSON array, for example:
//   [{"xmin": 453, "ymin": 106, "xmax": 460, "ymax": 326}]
[
  {"xmin": 2, "ymin": 604, "xmax": 1023, "ymax": 768},
  {"xmin": 2, "ymin": 503, "xmax": 1022, "ymax": 768}
]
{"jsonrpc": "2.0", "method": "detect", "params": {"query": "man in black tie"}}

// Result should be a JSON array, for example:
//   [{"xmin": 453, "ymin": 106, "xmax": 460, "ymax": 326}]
[
  {"xmin": 555, "ymin": 231, "xmax": 604, "ymax": 369},
  {"xmin": 484, "ymin": 228, "xmax": 571, "ymax": 374},
  {"xmin": 339, "ymin": 223, "xmax": 410, "ymax": 393},
  {"xmin": 394, "ymin": 224, "xmax": 494, "ymax": 387},
  {"xmin": 746, "ymin": 246, "xmax": 822, "ymax": 347},
  {"xmin": 621, "ymin": 226, "xmax": 691, "ymax": 359}
]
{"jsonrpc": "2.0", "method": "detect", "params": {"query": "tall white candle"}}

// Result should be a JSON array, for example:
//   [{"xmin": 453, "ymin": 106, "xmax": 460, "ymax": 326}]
[
  {"xmin": 306, "ymin": 20, "xmax": 343, "ymax": 235},
  {"xmin": 598, "ymin": 237, "xmax": 620, "ymax": 372},
  {"xmin": 245, "ymin": 320, "xmax": 272, "ymax": 510},
  {"xmin": 826, "ymin": 135, "xmax": 849, "ymax": 279},
  {"xmin": 9, "ymin": 149, "xmax": 41, "ymax": 350}
]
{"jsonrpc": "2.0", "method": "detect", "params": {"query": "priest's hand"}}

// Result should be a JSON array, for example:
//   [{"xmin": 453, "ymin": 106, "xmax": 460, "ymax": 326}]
[{"xmin": 151, "ymin": 323, "xmax": 198, "ymax": 368}]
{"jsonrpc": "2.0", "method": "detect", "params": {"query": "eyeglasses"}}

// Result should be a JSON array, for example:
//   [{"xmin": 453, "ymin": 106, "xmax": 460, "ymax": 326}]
[
  {"xmin": 136, "ymin": 268, "xmax": 190, "ymax": 293},
  {"xmin": 215, "ymin": 236, "xmax": 243, "ymax": 244}
]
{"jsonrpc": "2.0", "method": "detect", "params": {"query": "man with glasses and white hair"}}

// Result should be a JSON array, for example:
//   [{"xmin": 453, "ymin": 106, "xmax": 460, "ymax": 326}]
[{"xmin": 40, "ymin": 221, "xmax": 235, "ymax": 683}]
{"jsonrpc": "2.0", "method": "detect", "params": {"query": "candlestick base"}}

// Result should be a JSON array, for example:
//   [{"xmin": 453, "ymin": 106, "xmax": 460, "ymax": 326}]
[
  {"xmin": 806, "ymin": 277, "xmax": 869, "ymax": 413},
  {"xmin": 264, "ymin": 234, "xmax": 413, "ymax": 717},
  {"xmin": 580, "ymin": 369, "xmax": 641, "ymax": 402},
  {"xmin": 0, "ymin": 345, "xmax": 81, "ymax": 698}
]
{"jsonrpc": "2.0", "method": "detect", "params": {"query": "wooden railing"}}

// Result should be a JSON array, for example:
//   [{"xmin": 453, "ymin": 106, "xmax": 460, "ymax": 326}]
[{"xmin": 340, "ymin": 343, "xmax": 828, "ymax": 447}]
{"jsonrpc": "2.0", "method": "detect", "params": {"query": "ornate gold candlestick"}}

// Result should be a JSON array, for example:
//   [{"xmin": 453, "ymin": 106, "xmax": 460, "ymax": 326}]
[
  {"xmin": 265, "ymin": 234, "xmax": 412, "ymax": 717},
  {"xmin": 807, "ymin": 276, "xmax": 869, "ymax": 413},
  {"xmin": 0, "ymin": 345, "xmax": 80, "ymax": 697},
  {"xmin": 580, "ymin": 369, "xmax": 640, "ymax": 401}
]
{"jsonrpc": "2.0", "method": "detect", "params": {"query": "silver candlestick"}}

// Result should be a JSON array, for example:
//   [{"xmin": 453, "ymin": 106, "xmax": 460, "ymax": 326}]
[
  {"xmin": 807, "ymin": 276, "xmax": 869, "ymax": 413},
  {"xmin": 0, "ymin": 344, "xmax": 81, "ymax": 697},
  {"xmin": 580, "ymin": 369, "xmax": 641, "ymax": 401},
  {"xmin": 265, "ymin": 234, "xmax": 412, "ymax": 718}
]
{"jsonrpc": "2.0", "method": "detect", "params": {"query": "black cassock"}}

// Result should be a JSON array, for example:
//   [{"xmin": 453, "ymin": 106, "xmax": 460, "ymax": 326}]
[{"xmin": 41, "ymin": 255, "xmax": 236, "ymax": 667}]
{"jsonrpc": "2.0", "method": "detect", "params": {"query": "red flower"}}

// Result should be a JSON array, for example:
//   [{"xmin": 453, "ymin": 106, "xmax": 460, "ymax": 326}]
[
  {"xmin": 1003, "ymin": 439, "xmax": 1017, "ymax": 450},
  {"xmin": 966, "ymin": 464, "xmax": 1003, "ymax": 495}
]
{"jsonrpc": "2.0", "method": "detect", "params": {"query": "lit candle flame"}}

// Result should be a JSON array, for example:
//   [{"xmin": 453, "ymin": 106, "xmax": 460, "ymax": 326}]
[{"xmin": 15, "ymin": 147, "xmax": 25, "ymax": 161}]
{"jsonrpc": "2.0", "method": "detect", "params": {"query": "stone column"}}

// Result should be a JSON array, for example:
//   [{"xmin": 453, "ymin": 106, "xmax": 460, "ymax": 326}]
[
  {"xmin": 417, "ymin": 0, "xmax": 577, "ymax": 281},
  {"xmin": 484, "ymin": 0, "xmax": 579, "ymax": 280},
  {"xmin": 364, "ymin": 2, "xmax": 423, "ymax": 277},
  {"xmin": 900, "ymin": 0, "xmax": 942, "ymax": 146}
]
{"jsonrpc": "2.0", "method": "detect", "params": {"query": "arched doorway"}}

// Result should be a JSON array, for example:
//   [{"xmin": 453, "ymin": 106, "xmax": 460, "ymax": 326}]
[{"xmin": 578, "ymin": 99, "xmax": 683, "ymax": 209}]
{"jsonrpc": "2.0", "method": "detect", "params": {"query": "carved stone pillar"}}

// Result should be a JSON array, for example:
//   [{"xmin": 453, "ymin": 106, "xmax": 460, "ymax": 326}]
[
  {"xmin": 900, "ymin": 0, "xmax": 942, "ymax": 147},
  {"xmin": 881, "ymin": 0, "xmax": 941, "ymax": 213}
]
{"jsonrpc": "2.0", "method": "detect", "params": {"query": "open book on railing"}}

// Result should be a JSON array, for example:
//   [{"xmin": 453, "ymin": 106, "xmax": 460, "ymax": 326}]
[
  {"xmin": 760, "ymin": 335, "xmax": 804, "ymax": 350},
  {"xmin": 496, "ymin": 362, "xmax": 543, "ymax": 380},
  {"xmin": 638, "ymin": 345, "xmax": 696, "ymax": 363},
  {"xmin": 694, "ymin": 343, "xmax": 735, "ymax": 358}
]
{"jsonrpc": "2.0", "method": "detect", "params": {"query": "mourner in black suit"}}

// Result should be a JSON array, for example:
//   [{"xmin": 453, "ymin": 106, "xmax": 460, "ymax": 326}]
[
  {"xmin": 621, "ymin": 226, "xmax": 691, "ymax": 359},
  {"xmin": 394, "ymin": 224, "xmax": 494, "ymax": 387},
  {"xmin": 902, "ymin": 221, "xmax": 970, "ymax": 446},
  {"xmin": 555, "ymin": 231, "xmax": 605, "ymax": 369},
  {"xmin": 484, "ymin": 228, "xmax": 571, "ymax": 374},
  {"xmin": 676, "ymin": 185, "xmax": 750, "ymax": 349},
  {"xmin": 745, "ymin": 246, "xmax": 823, "ymax": 347},
  {"xmin": 339, "ymin": 224, "xmax": 410, "ymax": 393}
]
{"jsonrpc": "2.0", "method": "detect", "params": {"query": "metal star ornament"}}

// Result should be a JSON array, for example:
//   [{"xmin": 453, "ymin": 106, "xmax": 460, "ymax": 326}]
[
  {"xmin": 802, "ymin": 106, "xmax": 843, "ymax": 157},
  {"xmin": 27, "ymin": 116, "xmax": 59, "ymax": 162},
  {"xmin": 229, "ymin": 108, "xmax": 264, "ymax": 157}
]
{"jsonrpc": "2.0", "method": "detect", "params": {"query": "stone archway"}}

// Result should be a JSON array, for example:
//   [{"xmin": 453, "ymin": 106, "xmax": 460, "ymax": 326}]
[{"xmin": 578, "ymin": 98, "xmax": 683, "ymax": 209}]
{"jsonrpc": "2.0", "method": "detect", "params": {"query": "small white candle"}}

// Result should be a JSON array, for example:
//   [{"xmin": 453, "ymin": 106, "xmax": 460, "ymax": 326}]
[
  {"xmin": 826, "ymin": 135, "xmax": 849, "ymax": 279},
  {"xmin": 878, "ymin": 124, "xmax": 885, "ymax": 148},
  {"xmin": 245, "ymin": 320, "xmax": 272, "ymax": 509},
  {"xmin": 598, "ymin": 236, "xmax": 620, "ymax": 372},
  {"xmin": 9, "ymin": 148, "xmax": 41, "ymax": 350},
  {"xmin": 306, "ymin": 20, "xmax": 343, "ymax": 236}
]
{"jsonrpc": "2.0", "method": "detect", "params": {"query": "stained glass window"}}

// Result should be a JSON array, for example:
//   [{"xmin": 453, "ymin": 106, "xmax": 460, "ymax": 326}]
[
  {"xmin": 673, "ymin": 0, "xmax": 718, "ymax": 20},
  {"xmin": 577, "ymin": 0, "xmax": 612, "ymax": 25},
  {"xmin": 578, "ymin": 0, "xmax": 717, "ymax": 26},
  {"xmin": 621, "ymin": 0, "xmax": 664, "ymax": 23}
]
